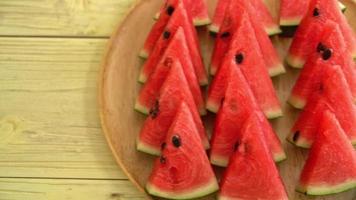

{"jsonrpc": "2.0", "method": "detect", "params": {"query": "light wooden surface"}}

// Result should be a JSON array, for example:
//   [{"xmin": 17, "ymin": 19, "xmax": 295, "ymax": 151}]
[
  {"xmin": 0, "ymin": 0, "xmax": 146, "ymax": 199},
  {"xmin": 100, "ymin": 0, "xmax": 356, "ymax": 200}
]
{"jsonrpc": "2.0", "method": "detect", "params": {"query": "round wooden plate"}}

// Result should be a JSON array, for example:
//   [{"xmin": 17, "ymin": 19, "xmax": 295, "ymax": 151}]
[{"xmin": 99, "ymin": 0, "xmax": 356, "ymax": 199}]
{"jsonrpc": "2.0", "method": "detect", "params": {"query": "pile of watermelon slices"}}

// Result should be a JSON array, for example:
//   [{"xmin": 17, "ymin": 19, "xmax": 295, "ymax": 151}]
[
  {"xmin": 286, "ymin": 0, "xmax": 356, "ymax": 195},
  {"xmin": 132, "ymin": 0, "xmax": 356, "ymax": 198}
]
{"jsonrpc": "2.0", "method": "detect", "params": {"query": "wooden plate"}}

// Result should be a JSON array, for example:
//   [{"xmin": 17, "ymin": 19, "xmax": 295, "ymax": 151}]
[{"xmin": 99, "ymin": 0, "xmax": 356, "ymax": 199}]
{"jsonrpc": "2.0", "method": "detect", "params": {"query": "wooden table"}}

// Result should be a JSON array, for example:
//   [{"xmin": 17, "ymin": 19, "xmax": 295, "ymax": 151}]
[{"xmin": 0, "ymin": 0, "xmax": 145, "ymax": 199}]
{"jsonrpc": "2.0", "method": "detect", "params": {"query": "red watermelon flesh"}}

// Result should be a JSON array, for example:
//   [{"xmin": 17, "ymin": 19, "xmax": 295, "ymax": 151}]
[
  {"xmin": 286, "ymin": 0, "xmax": 356, "ymax": 68},
  {"xmin": 288, "ymin": 65, "xmax": 356, "ymax": 148},
  {"xmin": 210, "ymin": 0, "xmax": 284, "ymax": 76},
  {"xmin": 135, "ymin": 28, "xmax": 206, "ymax": 116},
  {"xmin": 218, "ymin": 114, "xmax": 288, "ymax": 200},
  {"xmin": 280, "ymin": 0, "xmax": 310, "ymax": 26},
  {"xmin": 139, "ymin": 0, "xmax": 208, "ymax": 85},
  {"xmin": 146, "ymin": 102, "xmax": 218, "ymax": 199},
  {"xmin": 156, "ymin": 0, "xmax": 210, "ymax": 26},
  {"xmin": 297, "ymin": 110, "xmax": 356, "ymax": 195},
  {"xmin": 289, "ymin": 22, "xmax": 356, "ymax": 109},
  {"xmin": 137, "ymin": 61, "xmax": 209, "ymax": 155},
  {"xmin": 208, "ymin": 12, "xmax": 282, "ymax": 119},
  {"xmin": 209, "ymin": 0, "xmax": 231, "ymax": 33},
  {"xmin": 210, "ymin": 66, "xmax": 285, "ymax": 166},
  {"xmin": 139, "ymin": 2, "xmax": 172, "ymax": 58}
]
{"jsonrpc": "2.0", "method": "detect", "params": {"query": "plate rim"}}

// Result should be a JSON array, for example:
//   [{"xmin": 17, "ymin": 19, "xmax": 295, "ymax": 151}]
[{"xmin": 98, "ymin": 0, "xmax": 152, "ymax": 198}]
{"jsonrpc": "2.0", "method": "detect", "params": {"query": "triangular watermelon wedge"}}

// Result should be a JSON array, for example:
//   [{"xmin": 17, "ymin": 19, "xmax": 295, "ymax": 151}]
[
  {"xmin": 139, "ymin": 0, "xmax": 208, "ymax": 85},
  {"xmin": 297, "ymin": 110, "xmax": 356, "ymax": 195},
  {"xmin": 155, "ymin": 0, "xmax": 210, "ymax": 26},
  {"xmin": 286, "ymin": 0, "xmax": 356, "ymax": 68},
  {"xmin": 289, "ymin": 21, "xmax": 356, "ymax": 109},
  {"xmin": 209, "ymin": 0, "xmax": 280, "ymax": 35},
  {"xmin": 135, "ymin": 27, "xmax": 206, "ymax": 116},
  {"xmin": 210, "ymin": 0, "xmax": 284, "ymax": 76},
  {"xmin": 288, "ymin": 65, "xmax": 356, "ymax": 148},
  {"xmin": 137, "ymin": 61, "xmax": 209, "ymax": 155},
  {"xmin": 208, "ymin": 12, "xmax": 282, "ymax": 119},
  {"xmin": 146, "ymin": 101, "xmax": 218, "ymax": 199},
  {"xmin": 218, "ymin": 114, "xmax": 288, "ymax": 200},
  {"xmin": 210, "ymin": 66, "xmax": 285, "ymax": 167}
]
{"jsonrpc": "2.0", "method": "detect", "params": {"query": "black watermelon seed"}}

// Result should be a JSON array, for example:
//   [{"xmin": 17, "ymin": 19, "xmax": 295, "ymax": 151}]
[
  {"xmin": 293, "ymin": 131, "xmax": 300, "ymax": 142},
  {"xmin": 233, "ymin": 142, "xmax": 239, "ymax": 151},
  {"xmin": 322, "ymin": 48, "xmax": 332, "ymax": 60},
  {"xmin": 161, "ymin": 142, "xmax": 166, "ymax": 150},
  {"xmin": 172, "ymin": 135, "xmax": 181, "ymax": 148},
  {"xmin": 149, "ymin": 100, "xmax": 160, "ymax": 119},
  {"xmin": 220, "ymin": 32, "xmax": 230, "ymax": 38},
  {"xmin": 163, "ymin": 31, "xmax": 171, "ymax": 39},
  {"xmin": 316, "ymin": 42, "xmax": 327, "ymax": 53},
  {"xmin": 166, "ymin": 6, "xmax": 175, "ymax": 16},
  {"xmin": 235, "ymin": 53, "xmax": 244, "ymax": 64},
  {"xmin": 160, "ymin": 156, "xmax": 166, "ymax": 164},
  {"xmin": 313, "ymin": 8, "xmax": 320, "ymax": 16}
]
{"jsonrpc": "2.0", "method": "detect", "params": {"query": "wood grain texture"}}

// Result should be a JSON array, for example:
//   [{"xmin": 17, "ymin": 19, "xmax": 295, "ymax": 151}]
[
  {"xmin": 0, "ymin": 37, "xmax": 126, "ymax": 179},
  {"xmin": 0, "ymin": 178, "xmax": 145, "ymax": 200},
  {"xmin": 100, "ymin": 0, "xmax": 356, "ymax": 199},
  {"xmin": 0, "ymin": 0, "xmax": 138, "ymax": 37}
]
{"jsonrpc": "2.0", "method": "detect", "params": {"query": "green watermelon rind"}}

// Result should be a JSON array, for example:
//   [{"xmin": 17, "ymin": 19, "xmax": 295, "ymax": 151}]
[
  {"xmin": 208, "ymin": 24, "xmax": 220, "ymax": 33},
  {"xmin": 296, "ymin": 179, "xmax": 356, "ymax": 196},
  {"xmin": 136, "ymin": 137, "xmax": 161, "ymax": 156},
  {"xmin": 288, "ymin": 94, "xmax": 306, "ymax": 109},
  {"xmin": 206, "ymin": 101, "xmax": 283, "ymax": 119},
  {"xmin": 135, "ymin": 98, "xmax": 208, "ymax": 116},
  {"xmin": 285, "ymin": 54, "xmax": 305, "ymax": 69},
  {"xmin": 134, "ymin": 101, "xmax": 149, "ymax": 115},
  {"xmin": 269, "ymin": 64, "xmax": 286, "ymax": 77},
  {"xmin": 138, "ymin": 49, "xmax": 149, "ymax": 59},
  {"xmin": 154, "ymin": 12, "xmax": 211, "ymax": 26},
  {"xmin": 146, "ymin": 178, "xmax": 219, "ymax": 199},
  {"xmin": 137, "ymin": 133, "xmax": 211, "ymax": 156},
  {"xmin": 286, "ymin": 133, "xmax": 312, "ymax": 149},
  {"xmin": 210, "ymin": 151, "xmax": 287, "ymax": 167}
]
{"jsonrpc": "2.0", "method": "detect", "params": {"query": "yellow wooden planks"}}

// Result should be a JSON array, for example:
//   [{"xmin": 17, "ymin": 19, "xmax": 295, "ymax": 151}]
[
  {"xmin": 0, "ymin": 178, "xmax": 145, "ymax": 200},
  {"xmin": 0, "ymin": 37, "xmax": 126, "ymax": 179},
  {"xmin": 0, "ymin": 0, "xmax": 138, "ymax": 37}
]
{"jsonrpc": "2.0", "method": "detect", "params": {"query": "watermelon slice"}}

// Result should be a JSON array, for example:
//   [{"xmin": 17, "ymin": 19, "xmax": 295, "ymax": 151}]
[
  {"xmin": 218, "ymin": 114, "xmax": 289, "ymax": 200},
  {"xmin": 297, "ymin": 110, "xmax": 356, "ymax": 195},
  {"xmin": 210, "ymin": 0, "xmax": 284, "ymax": 76},
  {"xmin": 288, "ymin": 65, "xmax": 356, "ymax": 148},
  {"xmin": 210, "ymin": 66, "xmax": 285, "ymax": 167},
  {"xmin": 209, "ymin": 0, "xmax": 280, "ymax": 35},
  {"xmin": 135, "ymin": 28, "xmax": 206, "ymax": 116},
  {"xmin": 146, "ymin": 101, "xmax": 219, "ymax": 199},
  {"xmin": 207, "ymin": 12, "xmax": 282, "ymax": 119},
  {"xmin": 137, "ymin": 61, "xmax": 209, "ymax": 155},
  {"xmin": 289, "ymin": 22, "xmax": 356, "ymax": 109},
  {"xmin": 155, "ymin": 0, "xmax": 210, "ymax": 26},
  {"xmin": 280, "ymin": 0, "xmax": 347, "ymax": 27},
  {"xmin": 286, "ymin": 0, "xmax": 356, "ymax": 68},
  {"xmin": 139, "ymin": 0, "xmax": 208, "ymax": 85}
]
